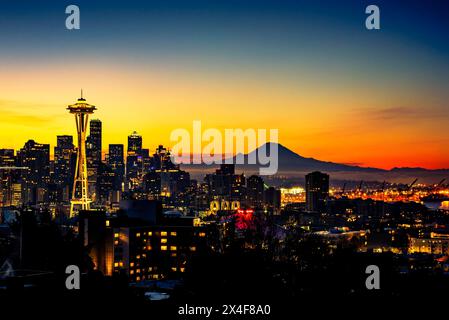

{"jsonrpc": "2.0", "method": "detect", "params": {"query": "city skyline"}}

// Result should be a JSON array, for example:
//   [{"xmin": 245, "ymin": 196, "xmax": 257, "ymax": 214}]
[
  {"xmin": 1, "ymin": 0, "xmax": 448, "ymax": 170},
  {"xmin": 1, "ymin": 1, "xmax": 449, "ymax": 312},
  {"xmin": 2, "ymin": 114, "xmax": 449, "ymax": 172}
]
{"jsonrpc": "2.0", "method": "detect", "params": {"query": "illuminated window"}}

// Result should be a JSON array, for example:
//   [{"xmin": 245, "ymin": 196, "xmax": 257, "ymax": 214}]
[
  {"xmin": 161, "ymin": 245, "xmax": 167, "ymax": 251},
  {"xmin": 199, "ymin": 232, "xmax": 206, "ymax": 237},
  {"xmin": 171, "ymin": 267, "xmax": 177, "ymax": 272},
  {"xmin": 114, "ymin": 240, "xmax": 119, "ymax": 245},
  {"xmin": 130, "ymin": 270, "xmax": 134, "ymax": 275},
  {"xmin": 170, "ymin": 231, "xmax": 177, "ymax": 236},
  {"xmin": 136, "ymin": 269, "xmax": 141, "ymax": 274},
  {"xmin": 180, "ymin": 267, "xmax": 185, "ymax": 272},
  {"xmin": 136, "ymin": 276, "xmax": 140, "ymax": 281},
  {"xmin": 161, "ymin": 238, "xmax": 167, "ymax": 244},
  {"xmin": 190, "ymin": 246, "xmax": 197, "ymax": 252},
  {"xmin": 161, "ymin": 231, "xmax": 168, "ymax": 237},
  {"xmin": 114, "ymin": 233, "xmax": 119, "ymax": 238},
  {"xmin": 136, "ymin": 255, "xmax": 141, "ymax": 259},
  {"xmin": 105, "ymin": 220, "xmax": 110, "ymax": 227},
  {"xmin": 148, "ymin": 267, "xmax": 153, "ymax": 272},
  {"xmin": 119, "ymin": 261, "xmax": 123, "ymax": 267},
  {"xmin": 147, "ymin": 245, "xmax": 152, "ymax": 251},
  {"xmin": 193, "ymin": 218, "xmax": 201, "ymax": 227},
  {"xmin": 170, "ymin": 246, "xmax": 177, "ymax": 251},
  {"xmin": 148, "ymin": 231, "xmax": 152, "ymax": 236},
  {"xmin": 171, "ymin": 253, "xmax": 177, "ymax": 257},
  {"xmin": 114, "ymin": 262, "xmax": 119, "ymax": 267},
  {"xmin": 136, "ymin": 233, "xmax": 141, "ymax": 237},
  {"xmin": 130, "ymin": 262, "xmax": 134, "ymax": 267}
]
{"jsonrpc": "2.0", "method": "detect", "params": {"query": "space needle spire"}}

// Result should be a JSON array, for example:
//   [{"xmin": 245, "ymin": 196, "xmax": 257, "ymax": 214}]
[{"xmin": 67, "ymin": 92, "xmax": 96, "ymax": 217}]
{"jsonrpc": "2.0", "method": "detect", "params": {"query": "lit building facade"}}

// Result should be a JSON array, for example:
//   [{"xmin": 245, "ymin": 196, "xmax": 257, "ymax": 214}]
[
  {"xmin": 86, "ymin": 119, "xmax": 102, "ymax": 202},
  {"xmin": 247, "ymin": 175, "xmax": 265, "ymax": 208},
  {"xmin": 108, "ymin": 144, "xmax": 125, "ymax": 192},
  {"xmin": 54, "ymin": 135, "xmax": 76, "ymax": 202},
  {"xmin": 409, "ymin": 232, "xmax": 449, "ymax": 255},
  {"xmin": 0, "ymin": 149, "xmax": 22, "ymax": 207},
  {"xmin": 17, "ymin": 140, "xmax": 50, "ymax": 205},
  {"xmin": 79, "ymin": 200, "xmax": 206, "ymax": 282},
  {"xmin": 113, "ymin": 222, "xmax": 206, "ymax": 282},
  {"xmin": 305, "ymin": 171, "xmax": 329, "ymax": 213},
  {"xmin": 126, "ymin": 131, "xmax": 143, "ymax": 191}
]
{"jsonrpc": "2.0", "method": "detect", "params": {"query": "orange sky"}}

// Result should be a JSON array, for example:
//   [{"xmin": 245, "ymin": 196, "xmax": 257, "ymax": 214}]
[{"xmin": 0, "ymin": 59, "xmax": 448, "ymax": 170}]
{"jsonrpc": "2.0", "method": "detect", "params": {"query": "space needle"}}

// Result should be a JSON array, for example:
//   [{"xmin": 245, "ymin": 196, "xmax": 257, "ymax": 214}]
[{"xmin": 67, "ymin": 90, "xmax": 96, "ymax": 217}]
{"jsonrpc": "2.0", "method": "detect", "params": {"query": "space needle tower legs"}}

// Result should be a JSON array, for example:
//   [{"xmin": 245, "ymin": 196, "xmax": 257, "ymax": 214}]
[{"xmin": 67, "ymin": 91, "xmax": 96, "ymax": 217}]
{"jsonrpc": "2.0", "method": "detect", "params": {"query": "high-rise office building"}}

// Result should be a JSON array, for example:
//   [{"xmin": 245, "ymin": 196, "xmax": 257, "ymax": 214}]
[
  {"xmin": 17, "ymin": 140, "xmax": 50, "ymax": 204},
  {"xmin": 144, "ymin": 171, "xmax": 161, "ymax": 199},
  {"xmin": 55, "ymin": 135, "xmax": 74, "ymax": 154},
  {"xmin": 54, "ymin": 135, "xmax": 76, "ymax": 188},
  {"xmin": 143, "ymin": 145, "xmax": 190, "ymax": 206},
  {"xmin": 205, "ymin": 164, "xmax": 245, "ymax": 212},
  {"xmin": 305, "ymin": 171, "xmax": 329, "ymax": 213},
  {"xmin": 0, "ymin": 149, "xmax": 21, "ymax": 207},
  {"xmin": 96, "ymin": 162, "xmax": 115, "ymax": 205},
  {"xmin": 264, "ymin": 186, "xmax": 281, "ymax": 213},
  {"xmin": 86, "ymin": 119, "xmax": 102, "ymax": 203},
  {"xmin": 126, "ymin": 154, "xmax": 140, "ymax": 190},
  {"xmin": 231, "ymin": 174, "xmax": 246, "ymax": 200},
  {"xmin": 205, "ymin": 164, "xmax": 236, "ymax": 197},
  {"xmin": 128, "ymin": 131, "xmax": 142, "ymax": 153},
  {"xmin": 247, "ymin": 175, "xmax": 265, "ymax": 208},
  {"xmin": 0, "ymin": 149, "xmax": 16, "ymax": 167},
  {"xmin": 87, "ymin": 119, "xmax": 102, "ymax": 164},
  {"xmin": 141, "ymin": 148, "xmax": 151, "ymax": 173},
  {"xmin": 126, "ymin": 131, "xmax": 143, "ymax": 190},
  {"xmin": 108, "ymin": 144, "xmax": 125, "ymax": 191},
  {"xmin": 152, "ymin": 145, "xmax": 176, "ymax": 171}
]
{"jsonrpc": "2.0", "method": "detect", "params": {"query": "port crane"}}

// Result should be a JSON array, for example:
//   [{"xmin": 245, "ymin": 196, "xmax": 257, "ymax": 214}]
[
  {"xmin": 407, "ymin": 178, "xmax": 418, "ymax": 191},
  {"xmin": 435, "ymin": 178, "xmax": 446, "ymax": 190}
]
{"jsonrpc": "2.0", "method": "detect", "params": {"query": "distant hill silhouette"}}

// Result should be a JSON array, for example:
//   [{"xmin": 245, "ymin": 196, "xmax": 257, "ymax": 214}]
[
  {"xmin": 233, "ymin": 142, "xmax": 383, "ymax": 172},
  {"xmin": 180, "ymin": 142, "xmax": 449, "ymax": 183}
]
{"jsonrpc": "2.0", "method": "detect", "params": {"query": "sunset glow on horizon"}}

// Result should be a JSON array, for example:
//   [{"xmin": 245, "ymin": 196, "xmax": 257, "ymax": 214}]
[{"xmin": 1, "ymin": 0, "xmax": 448, "ymax": 170}]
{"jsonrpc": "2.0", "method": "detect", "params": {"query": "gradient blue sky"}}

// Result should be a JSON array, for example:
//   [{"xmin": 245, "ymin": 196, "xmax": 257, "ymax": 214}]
[{"xmin": 0, "ymin": 0, "xmax": 448, "ymax": 168}]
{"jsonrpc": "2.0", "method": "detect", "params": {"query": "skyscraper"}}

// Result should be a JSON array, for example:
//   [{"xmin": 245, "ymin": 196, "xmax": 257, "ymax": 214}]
[
  {"xmin": 55, "ymin": 135, "xmax": 74, "ymax": 154},
  {"xmin": 54, "ymin": 136, "xmax": 75, "ymax": 187},
  {"xmin": 152, "ymin": 145, "xmax": 176, "ymax": 171},
  {"xmin": 88, "ymin": 119, "xmax": 102, "ymax": 164},
  {"xmin": 264, "ymin": 186, "xmax": 281, "ymax": 213},
  {"xmin": 143, "ymin": 145, "xmax": 190, "ymax": 206},
  {"xmin": 17, "ymin": 140, "xmax": 50, "ymax": 204},
  {"xmin": 205, "ymin": 164, "xmax": 236, "ymax": 197},
  {"xmin": 247, "ymin": 175, "xmax": 265, "ymax": 208},
  {"xmin": 0, "ymin": 149, "xmax": 16, "ymax": 167},
  {"xmin": 96, "ymin": 162, "xmax": 115, "ymax": 205},
  {"xmin": 86, "ymin": 119, "xmax": 102, "ymax": 203},
  {"xmin": 126, "ymin": 131, "xmax": 143, "ymax": 190},
  {"xmin": 128, "ymin": 131, "xmax": 142, "ymax": 153},
  {"xmin": 108, "ymin": 144, "xmax": 125, "ymax": 191},
  {"xmin": 305, "ymin": 171, "xmax": 329, "ymax": 213},
  {"xmin": 54, "ymin": 135, "xmax": 76, "ymax": 202},
  {"xmin": 0, "ymin": 149, "xmax": 21, "ymax": 207}
]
